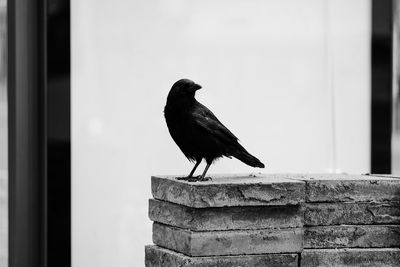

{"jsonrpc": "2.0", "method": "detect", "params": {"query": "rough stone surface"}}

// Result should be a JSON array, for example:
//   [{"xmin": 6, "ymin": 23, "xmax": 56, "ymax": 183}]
[
  {"xmin": 152, "ymin": 222, "xmax": 303, "ymax": 256},
  {"xmin": 304, "ymin": 202, "xmax": 400, "ymax": 226},
  {"xmin": 145, "ymin": 245, "xmax": 298, "ymax": 267},
  {"xmin": 287, "ymin": 174, "xmax": 400, "ymax": 203},
  {"xmin": 301, "ymin": 248, "xmax": 400, "ymax": 267},
  {"xmin": 304, "ymin": 225, "xmax": 400, "ymax": 249},
  {"xmin": 370, "ymin": 174, "xmax": 400, "ymax": 179},
  {"xmin": 148, "ymin": 174, "xmax": 400, "ymax": 264},
  {"xmin": 151, "ymin": 174, "xmax": 305, "ymax": 208},
  {"xmin": 149, "ymin": 199, "xmax": 303, "ymax": 231}
]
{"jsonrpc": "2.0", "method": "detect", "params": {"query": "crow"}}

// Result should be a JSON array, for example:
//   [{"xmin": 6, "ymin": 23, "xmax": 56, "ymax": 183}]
[{"xmin": 164, "ymin": 79, "xmax": 265, "ymax": 181}]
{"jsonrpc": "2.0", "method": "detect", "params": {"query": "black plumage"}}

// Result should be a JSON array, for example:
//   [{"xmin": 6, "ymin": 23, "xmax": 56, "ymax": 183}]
[{"xmin": 164, "ymin": 79, "xmax": 265, "ymax": 181}]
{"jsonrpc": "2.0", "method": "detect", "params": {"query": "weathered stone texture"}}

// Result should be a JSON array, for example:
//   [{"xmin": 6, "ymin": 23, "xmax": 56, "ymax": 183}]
[
  {"xmin": 289, "ymin": 174, "xmax": 400, "ymax": 203},
  {"xmin": 152, "ymin": 223, "xmax": 303, "ymax": 256},
  {"xmin": 301, "ymin": 248, "xmax": 400, "ymax": 267},
  {"xmin": 151, "ymin": 174, "xmax": 305, "ymax": 208},
  {"xmin": 145, "ymin": 245, "xmax": 298, "ymax": 267},
  {"xmin": 149, "ymin": 199, "xmax": 303, "ymax": 231},
  {"xmin": 147, "ymin": 174, "xmax": 400, "ymax": 266},
  {"xmin": 305, "ymin": 202, "xmax": 400, "ymax": 226},
  {"xmin": 304, "ymin": 225, "xmax": 400, "ymax": 249}
]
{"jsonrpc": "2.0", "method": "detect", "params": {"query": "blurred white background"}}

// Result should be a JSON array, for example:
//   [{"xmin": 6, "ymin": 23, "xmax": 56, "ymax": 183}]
[{"xmin": 71, "ymin": 0, "xmax": 371, "ymax": 266}]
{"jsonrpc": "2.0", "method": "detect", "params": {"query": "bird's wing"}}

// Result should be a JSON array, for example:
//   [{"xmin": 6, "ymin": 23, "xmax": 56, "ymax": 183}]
[{"xmin": 192, "ymin": 103, "xmax": 239, "ymax": 143}]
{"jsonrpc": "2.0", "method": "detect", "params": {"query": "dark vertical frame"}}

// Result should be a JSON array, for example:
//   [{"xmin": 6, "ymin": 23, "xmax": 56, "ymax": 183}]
[
  {"xmin": 8, "ymin": 0, "xmax": 71, "ymax": 266},
  {"xmin": 47, "ymin": 0, "xmax": 71, "ymax": 266},
  {"xmin": 8, "ymin": 0, "xmax": 47, "ymax": 266},
  {"xmin": 394, "ymin": 0, "xmax": 400, "ymax": 174},
  {"xmin": 371, "ymin": 0, "xmax": 393, "ymax": 173}
]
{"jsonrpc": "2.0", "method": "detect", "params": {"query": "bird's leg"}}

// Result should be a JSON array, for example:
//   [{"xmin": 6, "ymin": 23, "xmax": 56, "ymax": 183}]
[
  {"xmin": 199, "ymin": 162, "xmax": 212, "ymax": 181},
  {"xmin": 177, "ymin": 159, "xmax": 201, "ymax": 181},
  {"xmin": 188, "ymin": 160, "xmax": 201, "ymax": 178}
]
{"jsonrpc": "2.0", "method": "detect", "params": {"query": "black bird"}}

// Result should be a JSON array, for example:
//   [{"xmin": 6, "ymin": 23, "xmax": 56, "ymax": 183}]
[{"xmin": 164, "ymin": 79, "xmax": 265, "ymax": 181}]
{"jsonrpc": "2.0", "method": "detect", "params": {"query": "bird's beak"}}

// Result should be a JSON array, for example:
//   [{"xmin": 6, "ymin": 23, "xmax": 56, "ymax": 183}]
[{"xmin": 193, "ymin": 84, "xmax": 202, "ymax": 91}]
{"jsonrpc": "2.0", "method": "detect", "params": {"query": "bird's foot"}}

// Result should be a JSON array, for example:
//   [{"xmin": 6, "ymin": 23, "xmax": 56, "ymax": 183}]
[
  {"xmin": 176, "ymin": 175, "xmax": 212, "ymax": 182},
  {"xmin": 198, "ymin": 176, "xmax": 212, "ymax": 182},
  {"xmin": 176, "ymin": 176, "xmax": 202, "ymax": 182}
]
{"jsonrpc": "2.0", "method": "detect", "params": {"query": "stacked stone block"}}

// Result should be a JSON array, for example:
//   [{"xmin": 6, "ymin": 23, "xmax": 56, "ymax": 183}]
[
  {"xmin": 297, "ymin": 174, "xmax": 400, "ymax": 267},
  {"xmin": 146, "ymin": 174, "xmax": 400, "ymax": 267}
]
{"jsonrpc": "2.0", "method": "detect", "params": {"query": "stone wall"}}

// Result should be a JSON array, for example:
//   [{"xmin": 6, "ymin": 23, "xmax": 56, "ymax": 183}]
[{"xmin": 145, "ymin": 174, "xmax": 400, "ymax": 267}]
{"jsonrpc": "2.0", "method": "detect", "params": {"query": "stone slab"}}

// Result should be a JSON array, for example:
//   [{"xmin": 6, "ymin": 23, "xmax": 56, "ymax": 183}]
[
  {"xmin": 304, "ymin": 225, "xmax": 400, "ymax": 249},
  {"xmin": 152, "ymin": 222, "xmax": 303, "ymax": 256},
  {"xmin": 286, "ymin": 174, "xmax": 400, "ymax": 203},
  {"xmin": 369, "ymin": 174, "xmax": 400, "ymax": 179},
  {"xmin": 301, "ymin": 248, "xmax": 400, "ymax": 267},
  {"xmin": 145, "ymin": 245, "xmax": 298, "ymax": 267},
  {"xmin": 149, "ymin": 199, "xmax": 303, "ymax": 231},
  {"xmin": 151, "ymin": 174, "xmax": 305, "ymax": 208},
  {"xmin": 304, "ymin": 202, "xmax": 400, "ymax": 226}
]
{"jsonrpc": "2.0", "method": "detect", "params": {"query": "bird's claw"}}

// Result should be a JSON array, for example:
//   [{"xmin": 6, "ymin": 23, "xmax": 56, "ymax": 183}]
[
  {"xmin": 176, "ymin": 175, "xmax": 212, "ymax": 182},
  {"xmin": 199, "ymin": 176, "xmax": 212, "ymax": 182},
  {"xmin": 176, "ymin": 175, "xmax": 201, "ymax": 182},
  {"xmin": 177, "ymin": 176, "xmax": 196, "ymax": 182}
]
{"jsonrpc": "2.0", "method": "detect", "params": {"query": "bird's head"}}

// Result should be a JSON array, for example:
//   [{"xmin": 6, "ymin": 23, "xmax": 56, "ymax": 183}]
[{"xmin": 167, "ymin": 79, "xmax": 202, "ymax": 106}]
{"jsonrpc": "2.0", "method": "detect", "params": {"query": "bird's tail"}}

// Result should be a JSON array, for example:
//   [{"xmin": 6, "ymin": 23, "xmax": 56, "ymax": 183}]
[{"xmin": 231, "ymin": 146, "xmax": 265, "ymax": 168}]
